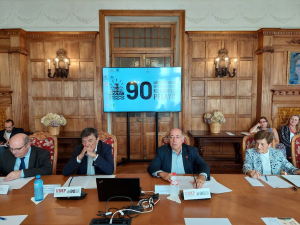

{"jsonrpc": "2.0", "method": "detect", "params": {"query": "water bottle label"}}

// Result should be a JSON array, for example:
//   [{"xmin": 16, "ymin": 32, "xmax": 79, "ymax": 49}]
[{"xmin": 171, "ymin": 180, "xmax": 178, "ymax": 185}]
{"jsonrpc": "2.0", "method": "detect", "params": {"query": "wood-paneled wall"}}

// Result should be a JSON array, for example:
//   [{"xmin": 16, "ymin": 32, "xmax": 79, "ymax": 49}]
[
  {"xmin": 25, "ymin": 32, "xmax": 98, "ymax": 132},
  {"xmin": 185, "ymin": 31, "xmax": 258, "ymax": 158}
]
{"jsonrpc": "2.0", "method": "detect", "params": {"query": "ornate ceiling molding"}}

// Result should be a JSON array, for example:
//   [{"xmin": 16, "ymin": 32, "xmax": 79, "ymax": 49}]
[
  {"xmin": 25, "ymin": 32, "xmax": 98, "ymax": 38},
  {"xmin": 272, "ymin": 90, "xmax": 300, "ymax": 95},
  {"xmin": 286, "ymin": 39, "xmax": 300, "ymax": 44},
  {"xmin": 187, "ymin": 32, "xmax": 257, "ymax": 38},
  {"xmin": 256, "ymin": 47, "xmax": 275, "ymax": 55}
]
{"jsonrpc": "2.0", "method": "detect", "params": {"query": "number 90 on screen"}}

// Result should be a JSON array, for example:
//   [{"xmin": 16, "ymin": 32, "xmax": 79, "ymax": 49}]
[{"xmin": 126, "ymin": 81, "xmax": 152, "ymax": 100}]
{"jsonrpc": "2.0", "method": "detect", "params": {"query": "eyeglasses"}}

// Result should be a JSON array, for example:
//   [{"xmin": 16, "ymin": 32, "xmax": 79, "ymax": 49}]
[
  {"xmin": 259, "ymin": 121, "xmax": 267, "ymax": 123},
  {"xmin": 9, "ymin": 142, "xmax": 28, "ymax": 151}
]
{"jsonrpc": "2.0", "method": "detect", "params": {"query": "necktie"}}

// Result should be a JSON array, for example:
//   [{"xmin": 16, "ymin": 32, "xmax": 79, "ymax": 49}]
[{"xmin": 19, "ymin": 157, "xmax": 25, "ymax": 170}]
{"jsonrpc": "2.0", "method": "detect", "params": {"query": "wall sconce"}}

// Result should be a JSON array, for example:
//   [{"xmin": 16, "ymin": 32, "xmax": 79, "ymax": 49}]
[
  {"xmin": 47, "ymin": 49, "xmax": 69, "ymax": 78},
  {"xmin": 214, "ymin": 48, "xmax": 237, "ymax": 78}
]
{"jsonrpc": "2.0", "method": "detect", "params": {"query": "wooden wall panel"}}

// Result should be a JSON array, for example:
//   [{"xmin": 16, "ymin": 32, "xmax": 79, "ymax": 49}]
[
  {"xmin": 191, "ymin": 61, "xmax": 205, "ymax": 77},
  {"xmin": 26, "ymin": 32, "xmax": 97, "ymax": 133},
  {"xmin": 239, "ymin": 61, "xmax": 253, "ymax": 77},
  {"xmin": 222, "ymin": 80, "xmax": 236, "ymax": 96},
  {"xmin": 187, "ymin": 31, "xmax": 258, "ymax": 159},
  {"xmin": 191, "ymin": 99, "xmax": 205, "ymax": 115},
  {"xmin": 272, "ymin": 52, "xmax": 285, "ymax": 86},
  {"xmin": 0, "ymin": 53, "xmax": 10, "ymax": 87},
  {"xmin": 191, "ymin": 81, "xmax": 204, "ymax": 96},
  {"xmin": 191, "ymin": 41, "xmax": 205, "ymax": 58}
]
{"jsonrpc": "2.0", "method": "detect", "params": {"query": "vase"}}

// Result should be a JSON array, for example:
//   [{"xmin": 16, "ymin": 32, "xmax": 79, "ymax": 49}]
[
  {"xmin": 47, "ymin": 126, "xmax": 60, "ymax": 135},
  {"xmin": 209, "ymin": 123, "xmax": 222, "ymax": 134}
]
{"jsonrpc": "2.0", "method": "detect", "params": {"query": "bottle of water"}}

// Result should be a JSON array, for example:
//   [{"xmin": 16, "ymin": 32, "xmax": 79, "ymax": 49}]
[
  {"xmin": 34, "ymin": 175, "xmax": 44, "ymax": 201},
  {"xmin": 170, "ymin": 172, "xmax": 179, "ymax": 197}
]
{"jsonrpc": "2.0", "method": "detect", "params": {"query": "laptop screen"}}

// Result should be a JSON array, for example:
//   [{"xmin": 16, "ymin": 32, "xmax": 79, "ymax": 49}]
[{"xmin": 96, "ymin": 178, "xmax": 141, "ymax": 201}]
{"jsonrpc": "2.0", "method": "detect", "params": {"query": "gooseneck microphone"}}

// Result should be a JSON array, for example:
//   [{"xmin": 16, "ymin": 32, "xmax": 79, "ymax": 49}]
[
  {"xmin": 184, "ymin": 144, "xmax": 198, "ymax": 189},
  {"xmin": 57, "ymin": 151, "xmax": 87, "ymax": 200}
]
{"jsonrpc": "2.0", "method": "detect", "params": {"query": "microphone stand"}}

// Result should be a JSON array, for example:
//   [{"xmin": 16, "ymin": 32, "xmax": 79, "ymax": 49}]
[{"xmin": 57, "ymin": 152, "xmax": 87, "ymax": 200}]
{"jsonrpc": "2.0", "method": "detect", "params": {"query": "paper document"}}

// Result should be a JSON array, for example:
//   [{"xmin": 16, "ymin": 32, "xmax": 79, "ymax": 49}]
[
  {"xmin": 185, "ymin": 218, "xmax": 232, "ymax": 225},
  {"xmin": 262, "ymin": 217, "xmax": 300, "ymax": 225},
  {"xmin": 0, "ymin": 177, "xmax": 34, "ymax": 189},
  {"xmin": 245, "ymin": 177, "xmax": 264, "ymax": 186},
  {"xmin": 281, "ymin": 175, "xmax": 300, "ymax": 187},
  {"xmin": 63, "ymin": 175, "xmax": 115, "ymax": 189},
  {"xmin": 177, "ymin": 176, "xmax": 232, "ymax": 194},
  {"xmin": 260, "ymin": 176, "xmax": 292, "ymax": 188},
  {"xmin": 0, "ymin": 215, "xmax": 28, "ymax": 225}
]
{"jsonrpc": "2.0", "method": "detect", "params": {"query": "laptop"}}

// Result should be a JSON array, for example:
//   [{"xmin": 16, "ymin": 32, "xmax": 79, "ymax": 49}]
[{"xmin": 96, "ymin": 178, "xmax": 141, "ymax": 201}]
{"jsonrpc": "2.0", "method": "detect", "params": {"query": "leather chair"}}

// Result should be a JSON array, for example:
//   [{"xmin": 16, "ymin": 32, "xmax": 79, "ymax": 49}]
[
  {"xmin": 29, "ymin": 131, "xmax": 58, "ymax": 175},
  {"xmin": 98, "ymin": 131, "xmax": 117, "ymax": 174}
]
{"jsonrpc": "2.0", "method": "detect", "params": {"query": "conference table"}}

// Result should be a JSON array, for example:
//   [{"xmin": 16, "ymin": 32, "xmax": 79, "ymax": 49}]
[{"xmin": 1, "ymin": 174, "xmax": 300, "ymax": 224}]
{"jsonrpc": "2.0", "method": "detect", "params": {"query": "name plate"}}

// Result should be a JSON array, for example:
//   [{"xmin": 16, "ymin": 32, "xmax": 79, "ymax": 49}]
[
  {"xmin": 54, "ymin": 186, "xmax": 81, "ymax": 197},
  {"xmin": 183, "ymin": 188, "xmax": 211, "ymax": 200},
  {"xmin": 155, "ymin": 185, "xmax": 170, "ymax": 195},
  {"xmin": 0, "ymin": 185, "xmax": 9, "ymax": 194},
  {"xmin": 44, "ymin": 184, "xmax": 61, "ymax": 194}
]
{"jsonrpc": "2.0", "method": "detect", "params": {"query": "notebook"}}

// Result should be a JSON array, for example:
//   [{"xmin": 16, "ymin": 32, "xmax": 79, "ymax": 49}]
[{"xmin": 96, "ymin": 178, "xmax": 141, "ymax": 201}]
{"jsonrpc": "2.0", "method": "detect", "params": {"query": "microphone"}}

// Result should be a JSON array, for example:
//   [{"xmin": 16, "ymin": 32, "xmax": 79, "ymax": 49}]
[
  {"xmin": 184, "ymin": 145, "xmax": 198, "ymax": 189},
  {"xmin": 57, "ymin": 151, "xmax": 88, "ymax": 200}
]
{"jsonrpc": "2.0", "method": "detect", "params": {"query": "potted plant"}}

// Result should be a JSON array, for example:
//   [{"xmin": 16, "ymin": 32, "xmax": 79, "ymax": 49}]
[
  {"xmin": 41, "ymin": 113, "xmax": 67, "ymax": 135},
  {"xmin": 204, "ymin": 110, "xmax": 226, "ymax": 133}
]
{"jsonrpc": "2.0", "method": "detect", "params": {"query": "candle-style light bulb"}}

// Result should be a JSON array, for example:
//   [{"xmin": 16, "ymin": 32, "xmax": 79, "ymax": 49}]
[
  {"xmin": 216, "ymin": 58, "xmax": 219, "ymax": 69},
  {"xmin": 55, "ymin": 58, "xmax": 58, "ymax": 69},
  {"xmin": 47, "ymin": 59, "xmax": 50, "ymax": 69},
  {"xmin": 234, "ymin": 59, "xmax": 237, "ymax": 68},
  {"xmin": 65, "ymin": 59, "xmax": 68, "ymax": 69},
  {"xmin": 225, "ymin": 58, "xmax": 228, "ymax": 67}
]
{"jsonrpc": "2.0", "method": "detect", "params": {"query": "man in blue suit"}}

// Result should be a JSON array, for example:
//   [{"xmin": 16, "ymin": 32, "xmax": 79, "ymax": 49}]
[
  {"xmin": 147, "ymin": 128, "xmax": 210, "ymax": 189},
  {"xmin": 63, "ymin": 127, "xmax": 114, "ymax": 176}
]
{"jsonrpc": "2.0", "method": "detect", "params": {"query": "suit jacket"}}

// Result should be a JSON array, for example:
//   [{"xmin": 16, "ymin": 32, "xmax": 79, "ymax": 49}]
[
  {"xmin": 0, "ymin": 127, "xmax": 25, "ymax": 143},
  {"xmin": 62, "ymin": 141, "xmax": 114, "ymax": 176},
  {"xmin": 0, "ymin": 145, "xmax": 52, "ymax": 177},
  {"xmin": 243, "ymin": 147, "xmax": 298, "ymax": 175},
  {"xmin": 147, "ymin": 143, "xmax": 210, "ymax": 180}
]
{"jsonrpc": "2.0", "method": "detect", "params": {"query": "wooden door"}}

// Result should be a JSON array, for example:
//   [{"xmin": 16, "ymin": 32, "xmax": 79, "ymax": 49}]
[{"xmin": 112, "ymin": 54, "xmax": 175, "ymax": 161}]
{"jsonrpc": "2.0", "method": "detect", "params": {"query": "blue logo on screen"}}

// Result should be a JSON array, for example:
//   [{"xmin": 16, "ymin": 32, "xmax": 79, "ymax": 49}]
[{"xmin": 110, "ymin": 79, "xmax": 125, "ymax": 100}]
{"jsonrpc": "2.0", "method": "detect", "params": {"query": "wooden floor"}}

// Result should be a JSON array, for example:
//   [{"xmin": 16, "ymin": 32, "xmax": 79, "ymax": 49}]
[{"xmin": 57, "ymin": 160, "xmax": 243, "ymax": 175}]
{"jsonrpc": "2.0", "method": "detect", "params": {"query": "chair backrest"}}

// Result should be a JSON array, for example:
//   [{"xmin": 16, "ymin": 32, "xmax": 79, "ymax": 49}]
[
  {"xmin": 98, "ymin": 131, "xmax": 117, "ymax": 174},
  {"xmin": 242, "ymin": 133, "xmax": 276, "ymax": 163},
  {"xmin": 291, "ymin": 134, "xmax": 300, "ymax": 168},
  {"xmin": 161, "ymin": 131, "xmax": 190, "ymax": 146},
  {"xmin": 29, "ymin": 131, "xmax": 58, "ymax": 175}
]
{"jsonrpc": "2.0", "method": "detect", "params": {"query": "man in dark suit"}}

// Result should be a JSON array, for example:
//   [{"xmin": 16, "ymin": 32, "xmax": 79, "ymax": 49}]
[
  {"xmin": 0, "ymin": 133, "xmax": 52, "ymax": 181},
  {"xmin": 147, "ymin": 128, "xmax": 210, "ymax": 189},
  {"xmin": 62, "ymin": 127, "xmax": 114, "ymax": 176},
  {"xmin": 0, "ymin": 119, "xmax": 24, "ymax": 145},
  {"xmin": 0, "ymin": 119, "xmax": 25, "ymax": 160}
]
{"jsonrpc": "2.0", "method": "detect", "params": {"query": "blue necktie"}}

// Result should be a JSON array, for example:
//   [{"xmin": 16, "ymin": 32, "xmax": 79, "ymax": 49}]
[{"xmin": 19, "ymin": 157, "xmax": 25, "ymax": 170}]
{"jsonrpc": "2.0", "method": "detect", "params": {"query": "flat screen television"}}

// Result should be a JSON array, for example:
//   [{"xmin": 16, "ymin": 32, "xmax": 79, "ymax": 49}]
[{"xmin": 103, "ymin": 67, "xmax": 181, "ymax": 112}]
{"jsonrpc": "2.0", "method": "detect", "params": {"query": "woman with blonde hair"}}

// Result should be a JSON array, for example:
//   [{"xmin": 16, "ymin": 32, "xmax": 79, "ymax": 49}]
[{"xmin": 279, "ymin": 114, "xmax": 300, "ymax": 158}]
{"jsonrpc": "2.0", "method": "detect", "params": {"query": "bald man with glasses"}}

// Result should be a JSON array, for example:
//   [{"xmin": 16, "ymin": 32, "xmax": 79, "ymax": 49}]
[{"xmin": 0, "ymin": 133, "xmax": 52, "ymax": 181}]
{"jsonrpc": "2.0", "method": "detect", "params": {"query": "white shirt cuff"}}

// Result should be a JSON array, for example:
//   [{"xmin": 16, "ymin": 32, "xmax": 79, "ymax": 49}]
[
  {"xmin": 76, "ymin": 156, "xmax": 81, "ymax": 163},
  {"xmin": 93, "ymin": 154, "xmax": 98, "ymax": 161},
  {"xmin": 152, "ymin": 170, "xmax": 164, "ymax": 177},
  {"xmin": 199, "ymin": 173, "xmax": 207, "ymax": 180}
]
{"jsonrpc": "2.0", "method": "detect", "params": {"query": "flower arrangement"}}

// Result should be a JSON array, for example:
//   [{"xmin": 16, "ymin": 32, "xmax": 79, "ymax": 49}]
[
  {"xmin": 41, "ymin": 113, "xmax": 67, "ymax": 127},
  {"xmin": 204, "ymin": 109, "xmax": 226, "ymax": 124}
]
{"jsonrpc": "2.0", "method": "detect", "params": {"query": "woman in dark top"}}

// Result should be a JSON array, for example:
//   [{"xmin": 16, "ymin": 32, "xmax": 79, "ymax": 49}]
[{"xmin": 279, "ymin": 114, "xmax": 300, "ymax": 158}]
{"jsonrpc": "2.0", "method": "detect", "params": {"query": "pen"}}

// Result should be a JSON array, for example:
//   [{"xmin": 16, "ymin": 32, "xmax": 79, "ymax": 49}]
[
  {"xmin": 265, "ymin": 175, "xmax": 268, "ymax": 181},
  {"xmin": 0, "ymin": 217, "xmax": 6, "ymax": 220}
]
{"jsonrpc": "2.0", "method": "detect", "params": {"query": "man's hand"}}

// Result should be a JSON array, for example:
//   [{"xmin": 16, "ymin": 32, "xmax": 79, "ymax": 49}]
[
  {"xmin": 78, "ymin": 148, "xmax": 97, "ymax": 161},
  {"xmin": 4, "ymin": 170, "xmax": 22, "ymax": 181},
  {"xmin": 190, "ymin": 175, "xmax": 206, "ymax": 189},
  {"xmin": 158, "ymin": 172, "xmax": 172, "ymax": 182}
]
